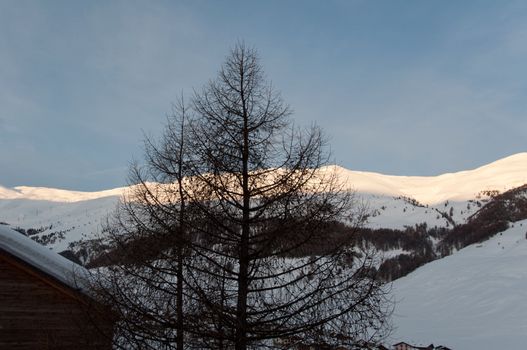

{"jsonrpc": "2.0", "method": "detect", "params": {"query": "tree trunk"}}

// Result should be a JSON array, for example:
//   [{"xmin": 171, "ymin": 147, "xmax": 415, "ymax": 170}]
[{"xmin": 235, "ymin": 83, "xmax": 250, "ymax": 350}]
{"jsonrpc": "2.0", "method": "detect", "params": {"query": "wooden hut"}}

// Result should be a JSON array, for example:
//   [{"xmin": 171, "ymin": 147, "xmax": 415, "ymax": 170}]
[{"xmin": 0, "ymin": 224, "xmax": 114, "ymax": 349}]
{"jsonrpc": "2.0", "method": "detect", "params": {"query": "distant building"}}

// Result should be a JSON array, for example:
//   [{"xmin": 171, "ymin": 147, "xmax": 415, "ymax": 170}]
[
  {"xmin": 393, "ymin": 342, "xmax": 435, "ymax": 350},
  {"xmin": 0, "ymin": 224, "xmax": 114, "ymax": 349},
  {"xmin": 393, "ymin": 343, "xmax": 414, "ymax": 350}
]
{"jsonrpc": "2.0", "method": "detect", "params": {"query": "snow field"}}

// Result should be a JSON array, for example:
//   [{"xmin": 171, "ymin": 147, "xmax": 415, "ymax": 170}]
[{"xmin": 391, "ymin": 219, "xmax": 527, "ymax": 349}]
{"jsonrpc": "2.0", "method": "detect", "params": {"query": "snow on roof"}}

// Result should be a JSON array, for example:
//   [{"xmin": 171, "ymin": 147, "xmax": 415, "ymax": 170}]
[{"xmin": 0, "ymin": 224, "xmax": 90, "ymax": 292}]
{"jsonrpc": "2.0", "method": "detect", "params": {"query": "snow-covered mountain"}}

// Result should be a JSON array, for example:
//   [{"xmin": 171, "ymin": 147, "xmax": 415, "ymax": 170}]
[
  {"xmin": 0, "ymin": 184, "xmax": 126, "ymax": 202},
  {"xmin": 1, "ymin": 153, "xmax": 526, "ymax": 256},
  {"xmin": 4, "ymin": 152, "xmax": 527, "ymax": 204},
  {"xmin": 334, "ymin": 152, "xmax": 527, "ymax": 205},
  {"xmin": 2, "ymin": 152, "xmax": 527, "ymax": 348}
]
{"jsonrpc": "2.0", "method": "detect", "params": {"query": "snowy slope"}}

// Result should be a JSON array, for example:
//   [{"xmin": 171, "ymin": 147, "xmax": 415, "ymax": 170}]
[
  {"xmin": 391, "ymin": 219, "xmax": 527, "ymax": 349},
  {"xmin": 332, "ymin": 152, "xmax": 527, "ymax": 205},
  {"xmin": 0, "ymin": 152, "xmax": 525, "ymax": 255},
  {"xmin": 1, "ymin": 153, "xmax": 527, "ymax": 348},
  {"xmin": 0, "ymin": 196, "xmax": 119, "ymax": 253},
  {"xmin": 359, "ymin": 194, "xmax": 446, "ymax": 229}
]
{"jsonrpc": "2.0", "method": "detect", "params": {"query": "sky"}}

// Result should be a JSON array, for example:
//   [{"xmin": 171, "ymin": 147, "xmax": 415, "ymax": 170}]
[{"xmin": 1, "ymin": 0, "xmax": 526, "ymax": 191}]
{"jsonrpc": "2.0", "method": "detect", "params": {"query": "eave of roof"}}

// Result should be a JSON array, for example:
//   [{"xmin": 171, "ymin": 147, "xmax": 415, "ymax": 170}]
[{"xmin": 0, "ymin": 224, "xmax": 90, "ymax": 292}]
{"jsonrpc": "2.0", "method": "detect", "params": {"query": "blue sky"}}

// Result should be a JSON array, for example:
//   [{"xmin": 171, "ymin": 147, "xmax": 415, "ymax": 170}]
[{"xmin": 1, "ymin": 0, "xmax": 526, "ymax": 190}]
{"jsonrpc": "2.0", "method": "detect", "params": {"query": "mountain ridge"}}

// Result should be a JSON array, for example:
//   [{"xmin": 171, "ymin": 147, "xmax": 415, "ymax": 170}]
[
  {"xmin": 333, "ymin": 152, "xmax": 527, "ymax": 204},
  {"xmin": 2, "ymin": 153, "xmax": 527, "ymax": 348},
  {"xmin": 2, "ymin": 152, "xmax": 526, "ymax": 204}
]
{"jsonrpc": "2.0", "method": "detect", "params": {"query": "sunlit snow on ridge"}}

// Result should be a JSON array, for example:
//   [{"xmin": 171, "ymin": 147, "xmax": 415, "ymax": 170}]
[
  {"xmin": 3, "ymin": 153, "xmax": 526, "ymax": 204},
  {"xmin": 330, "ymin": 152, "xmax": 527, "ymax": 205}
]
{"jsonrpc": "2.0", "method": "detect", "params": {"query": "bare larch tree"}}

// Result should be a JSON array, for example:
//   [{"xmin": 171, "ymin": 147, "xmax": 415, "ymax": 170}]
[{"xmin": 90, "ymin": 43, "xmax": 391, "ymax": 350}]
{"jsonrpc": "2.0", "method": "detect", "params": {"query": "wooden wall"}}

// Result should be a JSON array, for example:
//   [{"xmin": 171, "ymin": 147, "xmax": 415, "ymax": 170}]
[{"xmin": 0, "ymin": 253, "xmax": 113, "ymax": 349}]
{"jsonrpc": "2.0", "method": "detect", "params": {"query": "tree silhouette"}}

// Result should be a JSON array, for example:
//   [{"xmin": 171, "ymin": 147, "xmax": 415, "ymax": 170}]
[{"xmin": 91, "ymin": 43, "xmax": 391, "ymax": 350}]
